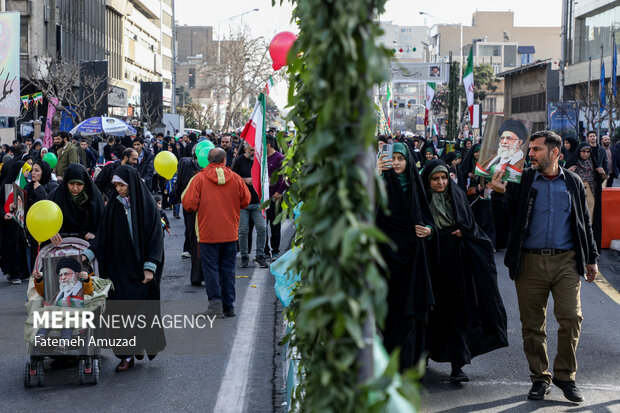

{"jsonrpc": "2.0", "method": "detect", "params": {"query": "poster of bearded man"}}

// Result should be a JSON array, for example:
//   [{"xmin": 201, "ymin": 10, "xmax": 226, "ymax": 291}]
[
  {"xmin": 476, "ymin": 116, "xmax": 532, "ymax": 183},
  {"xmin": 42, "ymin": 256, "xmax": 88, "ymax": 307}
]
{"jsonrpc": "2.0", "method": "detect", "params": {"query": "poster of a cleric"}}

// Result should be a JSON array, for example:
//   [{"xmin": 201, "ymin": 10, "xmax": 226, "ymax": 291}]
[{"xmin": 475, "ymin": 115, "xmax": 532, "ymax": 183}]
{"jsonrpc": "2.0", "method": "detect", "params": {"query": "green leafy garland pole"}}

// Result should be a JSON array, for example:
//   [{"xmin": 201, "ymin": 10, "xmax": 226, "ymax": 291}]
[{"xmin": 276, "ymin": 0, "xmax": 420, "ymax": 411}]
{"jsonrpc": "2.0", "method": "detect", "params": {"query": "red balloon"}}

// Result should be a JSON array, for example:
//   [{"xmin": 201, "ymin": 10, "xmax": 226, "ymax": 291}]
[{"xmin": 269, "ymin": 31, "xmax": 298, "ymax": 71}]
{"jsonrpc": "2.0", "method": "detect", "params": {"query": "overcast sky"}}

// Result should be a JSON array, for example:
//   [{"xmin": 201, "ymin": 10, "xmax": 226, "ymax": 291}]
[
  {"xmin": 174, "ymin": 0, "xmax": 562, "ymax": 108},
  {"xmin": 174, "ymin": 0, "xmax": 562, "ymax": 37}
]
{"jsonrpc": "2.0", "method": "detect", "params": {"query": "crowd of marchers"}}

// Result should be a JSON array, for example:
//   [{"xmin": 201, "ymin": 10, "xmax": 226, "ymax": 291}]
[
  {"xmin": 0, "ymin": 127, "xmax": 287, "ymax": 372},
  {"xmin": 375, "ymin": 127, "xmax": 619, "ymax": 404}
]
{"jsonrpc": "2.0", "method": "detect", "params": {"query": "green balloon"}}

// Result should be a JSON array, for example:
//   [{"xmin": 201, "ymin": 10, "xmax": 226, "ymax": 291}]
[
  {"xmin": 42, "ymin": 152, "xmax": 58, "ymax": 169},
  {"xmin": 195, "ymin": 140, "xmax": 214, "ymax": 156},
  {"xmin": 197, "ymin": 147, "xmax": 211, "ymax": 168}
]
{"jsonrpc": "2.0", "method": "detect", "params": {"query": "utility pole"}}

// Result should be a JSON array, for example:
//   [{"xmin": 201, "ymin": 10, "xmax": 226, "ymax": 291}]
[{"xmin": 588, "ymin": 56, "xmax": 592, "ymax": 134}]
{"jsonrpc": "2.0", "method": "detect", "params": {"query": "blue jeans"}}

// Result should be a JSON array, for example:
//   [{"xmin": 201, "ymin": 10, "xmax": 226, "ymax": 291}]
[
  {"xmin": 199, "ymin": 242, "xmax": 237, "ymax": 311},
  {"xmin": 239, "ymin": 203, "xmax": 267, "ymax": 260}
]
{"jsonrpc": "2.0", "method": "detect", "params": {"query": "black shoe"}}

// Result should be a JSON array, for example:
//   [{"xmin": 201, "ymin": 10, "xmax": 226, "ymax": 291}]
[
  {"xmin": 449, "ymin": 368, "xmax": 469, "ymax": 383},
  {"xmin": 223, "ymin": 308, "xmax": 235, "ymax": 317},
  {"xmin": 528, "ymin": 381, "xmax": 551, "ymax": 400},
  {"xmin": 552, "ymin": 378, "xmax": 584, "ymax": 402},
  {"xmin": 254, "ymin": 257, "xmax": 269, "ymax": 268},
  {"xmin": 240, "ymin": 258, "xmax": 249, "ymax": 268}
]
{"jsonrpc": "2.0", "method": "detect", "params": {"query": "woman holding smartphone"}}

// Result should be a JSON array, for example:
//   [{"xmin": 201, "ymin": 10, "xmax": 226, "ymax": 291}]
[{"xmin": 376, "ymin": 142, "xmax": 438, "ymax": 371}]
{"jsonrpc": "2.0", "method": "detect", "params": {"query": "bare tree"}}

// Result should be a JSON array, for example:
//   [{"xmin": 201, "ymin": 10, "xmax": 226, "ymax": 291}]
[
  {"xmin": 141, "ymin": 91, "xmax": 163, "ymax": 132},
  {"xmin": 0, "ymin": 68, "xmax": 17, "ymax": 104},
  {"xmin": 197, "ymin": 25, "xmax": 274, "ymax": 131},
  {"xmin": 24, "ymin": 55, "xmax": 113, "ymax": 125},
  {"xmin": 177, "ymin": 101, "xmax": 217, "ymax": 131}
]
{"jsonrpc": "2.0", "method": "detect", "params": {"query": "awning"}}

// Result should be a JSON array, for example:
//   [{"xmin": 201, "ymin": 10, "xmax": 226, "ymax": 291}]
[{"xmin": 518, "ymin": 46, "xmax": 536, "ymax": 54}]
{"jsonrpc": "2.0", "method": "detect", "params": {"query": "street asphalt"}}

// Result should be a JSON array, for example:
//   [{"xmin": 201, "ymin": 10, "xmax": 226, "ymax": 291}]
[
  {"xmin": 2, "ymin": 213, "xmax": 618, "ymax": 412},
  {"xmin": 421, "ymin": 250, "xmax": 620, "ymax": 413},
  {"xmin": 0, "ymin": 212, "xmax": 293, "ymax": 413}
]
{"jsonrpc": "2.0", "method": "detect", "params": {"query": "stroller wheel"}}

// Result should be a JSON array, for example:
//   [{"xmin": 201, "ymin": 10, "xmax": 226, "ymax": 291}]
[
  {"xmin": 92, "ymin": 359, "xmax": 100, "ymax": 384},
  {"xmin": 36, "ymin": 361, "xmax": 44, "ymax": 387},
  {"xmin": 78, "ymin": 359, "xmax": 86, "ymax": 385},
  {"xmin": 23, "ymin": 362, "xmax": 33, "ymax": 388}
]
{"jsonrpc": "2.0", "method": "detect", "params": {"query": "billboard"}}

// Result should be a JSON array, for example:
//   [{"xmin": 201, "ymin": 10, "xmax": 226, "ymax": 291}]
[
  {"xmin": 141, "ymin": 81, "xmax": 163, "ymax": 127},
  {"xmin": 390, "ymin": 62, "xmax": 449, "ymax": 83},
  {"xmin": 0, "ymin": 12, "xmax": 21, "ymax": 117},
  {"xmin": 80, "ymin": 60, "xmax": 109, "ymax": 118},
  {"xmin": 548, "ymin": 101, "xmax": 578, "ymax": 139}
]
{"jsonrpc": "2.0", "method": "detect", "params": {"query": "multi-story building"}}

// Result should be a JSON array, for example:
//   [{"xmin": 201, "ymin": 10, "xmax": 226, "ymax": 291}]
[
  {"xmin": 6, "ymin": 0, "xmax": 174, "ymax": 123},
  {"xmin": 562, "ymin": 0, "xmax": 619, "ymax": 135},
  {"xmin": 378, "ymin": 22, "xmax": 427, "ymax": 63},
  {"xmin": 427, "ymin": 11, "xmax": 560, "ymax": 74},
  {"xmin": 175, "ymin": 25, "xmax": 216, "ymax": 105}
]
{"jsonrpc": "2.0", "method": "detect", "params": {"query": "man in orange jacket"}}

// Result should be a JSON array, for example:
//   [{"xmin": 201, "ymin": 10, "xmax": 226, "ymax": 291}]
[{"xmin": 182, "ymin": 148, "xmax": 251, "ymax": 317}]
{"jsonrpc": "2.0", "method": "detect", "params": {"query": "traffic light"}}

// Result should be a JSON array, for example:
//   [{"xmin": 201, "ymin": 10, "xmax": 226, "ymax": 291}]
[
  {"xmin": 408, "ymin": 102, "xmax": 411, "ymax": 108},
  {"xmin": 393, "ymin": 101, "xmax": 397, "ymax": 108}
]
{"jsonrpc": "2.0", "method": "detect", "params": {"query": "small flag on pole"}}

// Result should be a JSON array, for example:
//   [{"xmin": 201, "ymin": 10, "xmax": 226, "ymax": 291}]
[
  {"xmin": 240, "ymin": 93, "xmax": 269, "ymax": 206},
  {"xmin": 463, "ymin": 48, "xmax": 475, "ymax": 123},
  {"xmin": 424, "ymin": 83, "xmax": 435, "ymax": 126},
  {"xmin": 613, "ymin": 33, "xmax": 617, "ymax": 98},
  {"xmin": 263, "ymin": 76, "xmax": 274, "ymax": 96},
  {"xmin": 600, "ymin": 60, "xmax": 606, "ymax": 113}
]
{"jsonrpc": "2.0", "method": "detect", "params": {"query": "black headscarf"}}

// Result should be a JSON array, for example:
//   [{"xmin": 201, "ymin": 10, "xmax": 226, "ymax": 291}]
[
  {"xmin": 562, "ymin": 137, "xmax": 578, "ymax": 161},
  {"xmin": 0, "ymin": 160, "xmax": 25, "ymax": 205},
  {"xmin": 50, "ymin": 163, "xmax": 104, "ymax": 237},
  {"xmin": 25, "ymin": 160, "xmax": 57, "ymax": 212},
  {"xmin": 565, "ymin": 142, "xmax": 602, "ymax": 172}
]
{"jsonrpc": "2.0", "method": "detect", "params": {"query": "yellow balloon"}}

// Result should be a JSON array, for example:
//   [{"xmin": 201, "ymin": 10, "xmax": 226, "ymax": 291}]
[
  {"xmin": 154, "ymin": 151, "xmax": 178, "ymax": 180},
  {"xmin": 26, "ymin": 200, "xmax": 63, "ymax": 243}
]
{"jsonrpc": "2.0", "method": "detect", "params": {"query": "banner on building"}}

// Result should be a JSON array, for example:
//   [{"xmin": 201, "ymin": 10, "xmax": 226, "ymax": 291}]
[
  {"xmin": 0, "ymin": 12, "xmax": 21, "ymax": 117},
  {"xmin": 80, "ymin": 61, "xmax": 109, "ymax": 118},
  {"xmin": 390, "ymin": 62, "xmax": 449, "ymax": 83},
  {"xmin": 44, "ymin": 98, "xmax": 59, "ymax": 148},
  {"xmin": 548, "ymin": 101, "xmax": 578, "ymax": 139}
]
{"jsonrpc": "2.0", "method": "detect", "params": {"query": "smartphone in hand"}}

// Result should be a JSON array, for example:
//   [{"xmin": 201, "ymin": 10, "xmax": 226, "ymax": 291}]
[{"xmin": 380, "ymin": 143, "xmax": 393, "ymax": 168}]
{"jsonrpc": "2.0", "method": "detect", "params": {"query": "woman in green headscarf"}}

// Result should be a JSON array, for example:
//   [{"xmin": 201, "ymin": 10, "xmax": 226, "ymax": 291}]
[
  {"xmin": 421, "ymin": 159, "xmax": 508, "ymax": 383},
  {"xmin": 376, "ymin": 142, "xmax": 438, "ymax": 370}
]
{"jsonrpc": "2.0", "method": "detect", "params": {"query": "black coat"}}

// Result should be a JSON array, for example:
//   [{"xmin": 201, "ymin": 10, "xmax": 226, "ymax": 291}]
[
  {"xmin": 491, "ymin": 167, "xmax": 598, "ymax": 280},
  {"xmin": 421, "ymin": 160, "xmax": 508, "ymax": 365},
  {"xmin": 0, "ymin": 160, "xmax": 29, "ymax": 276},
  {"xmin": 88, "ymin": 165, "xmax": 165, "ymax": 357},
  {"xmin": 376, "ymin": 146, "xmax": 438, "ymax": 369},
  {"xmin": 136, "ymin": 149, "xmax": 155, "ymax": 190}
]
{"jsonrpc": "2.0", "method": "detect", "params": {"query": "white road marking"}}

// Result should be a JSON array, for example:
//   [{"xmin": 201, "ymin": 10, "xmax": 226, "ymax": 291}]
[{"xmin": 214, "ymin": 221, "xmax": 292, "ymax": 412}]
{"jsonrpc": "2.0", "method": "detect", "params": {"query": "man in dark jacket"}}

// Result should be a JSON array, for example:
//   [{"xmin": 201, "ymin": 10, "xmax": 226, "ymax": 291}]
[
  {"xmin": 586, "ymin": 131, "xmax": 609, "ymax": 177},
  {"xmin": 133, "ymin": 137, "xmax": 155, "ymax": 190},
  {"xmin": 491, "ymin": 130, "xmax": 598, "ymax": 403}
]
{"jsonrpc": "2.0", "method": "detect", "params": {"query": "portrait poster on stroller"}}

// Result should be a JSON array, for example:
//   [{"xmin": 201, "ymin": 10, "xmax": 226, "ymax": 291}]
[{"xmin": 43, "ymin": 255, "xmax": 88, "ymax": 307}]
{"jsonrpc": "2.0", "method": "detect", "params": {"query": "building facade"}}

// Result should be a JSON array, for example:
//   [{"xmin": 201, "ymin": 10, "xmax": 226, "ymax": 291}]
[{"xmin": 6, "ymin": 0, "xmax": 174, "ymax": 125}]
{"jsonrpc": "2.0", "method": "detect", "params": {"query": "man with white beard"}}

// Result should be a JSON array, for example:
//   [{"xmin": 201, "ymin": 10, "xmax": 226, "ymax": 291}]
[
  {"xmin": 483, "ymin": 119, "xmax": 528, "ymax": 172},
  {"xmin": 33, "ymin": 257, "xmax": 93, "ymax": 342}
]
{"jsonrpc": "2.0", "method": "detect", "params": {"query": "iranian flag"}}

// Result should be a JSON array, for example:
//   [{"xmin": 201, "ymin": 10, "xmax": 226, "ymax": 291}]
[
  {"xmin": 240, "ymin": 93, "xmax": 269, "ymax": 206},
  {"xmin": 4, "ymin": 165, "xmax": 29, "ymax": 214},
  {"xmin": 386, "ymin": 83, "xmax": 392, "ymax": 129},
  {"xmin": 263, "ymin": 76, "xmax": 274, "ymax": 96},
  {"xmin": 463, "ymin": 48, "xmax": 475, "ymax": 123},
  {"xmin": 424, "ymin": 82, "xmax": 435, "ymax": 126}
]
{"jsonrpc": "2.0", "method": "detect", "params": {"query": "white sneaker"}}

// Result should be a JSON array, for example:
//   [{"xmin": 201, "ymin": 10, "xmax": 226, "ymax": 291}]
[{"xmin": 181, "ymin": 251, "xmax": 191, "ymax": 258}]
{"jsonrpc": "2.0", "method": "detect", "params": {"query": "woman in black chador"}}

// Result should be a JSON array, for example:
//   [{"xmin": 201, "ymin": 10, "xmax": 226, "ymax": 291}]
[
  {"xmin": 0, "ymin": 160, "xmax": 30, "ymax": 284},
  {"xmin": 24, "ymin": 160, "xmax": 59, "ymax": 269},
  {"xmin": 376, "ymin": 142, "xmax": 438, "ymax": 370},
  {"xmin": 82, "ymin": 165, "xmax": 165, "ymax": 372},
  {"xmin": 49, "ymin": 163, "xmax": 104, "ymax": 242},
  {"xmin": 422, "ymin": 159, "xmax": 508, "ymax": 383}
]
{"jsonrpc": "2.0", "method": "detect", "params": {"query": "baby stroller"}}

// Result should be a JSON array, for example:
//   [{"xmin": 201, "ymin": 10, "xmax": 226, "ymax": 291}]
[{"xmin": 23, "ymin": 237, "xmax": 112, "ymax": 387}]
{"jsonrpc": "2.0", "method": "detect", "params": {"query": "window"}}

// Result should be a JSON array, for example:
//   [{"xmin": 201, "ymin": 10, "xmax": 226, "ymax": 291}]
[
  {"xmin": 511, "ymin": 92, "xmax": 546, "ymax": 114},
  {"xmin": 162, "ymin": 33, "xmax": 173, "ymax": 50},
  {"xmin": 503, "ymin": 45, "xmax": 517, "ymax": 68},
  {"xmin": 20, "ymin": 17, "xmax": 28, "ymax": 54},
  {"xmin": 479, "ymin": 45, "xmax": 501, "ymax": 57},
  {"xmin": 162, "ymin": 12, "xmax": 173, "ymax": 28},
  {"xmin": 521, "ymin": 54, "xmax": 532, "ymax": 65},
  {"xmin": 162, "ymin": 55, "xmax": 172, "ymax": 71}
]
